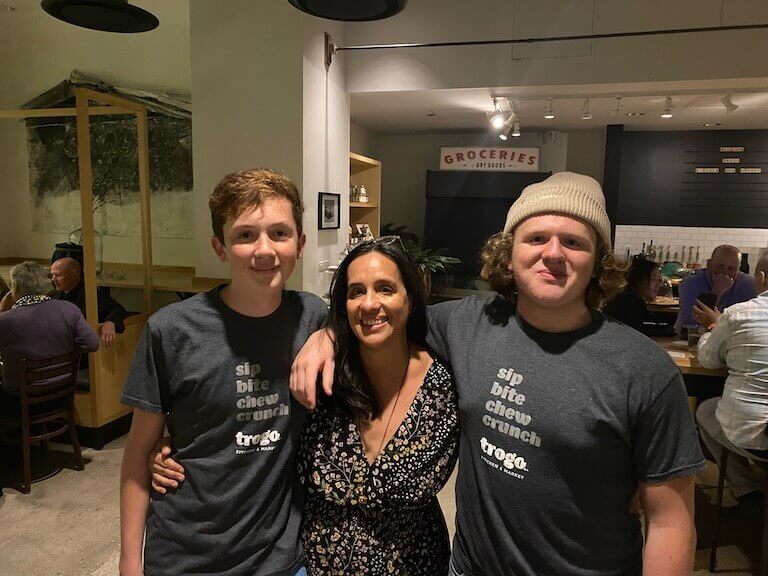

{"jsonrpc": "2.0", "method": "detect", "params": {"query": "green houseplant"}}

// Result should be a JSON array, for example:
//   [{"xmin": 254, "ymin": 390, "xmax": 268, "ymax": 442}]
[{"xmin": 380, "ymin": 223, "xmax": 460, "ymax": 297}]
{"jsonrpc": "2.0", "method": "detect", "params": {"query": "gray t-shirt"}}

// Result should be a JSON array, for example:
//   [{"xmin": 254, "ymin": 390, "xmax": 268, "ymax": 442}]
[
  {"xmin": 426, "ymin": 295, "xmax": 704, "ymax": 576},
  {"xmin": 121, "ymin": 287, "xmax": 327, "ymax": 576}
]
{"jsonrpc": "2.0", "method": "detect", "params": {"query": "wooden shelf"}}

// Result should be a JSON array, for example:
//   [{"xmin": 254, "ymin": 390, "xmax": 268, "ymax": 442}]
[{"xmin": 349, "ymin": 152, "xmax": 381, "ymax": 238}]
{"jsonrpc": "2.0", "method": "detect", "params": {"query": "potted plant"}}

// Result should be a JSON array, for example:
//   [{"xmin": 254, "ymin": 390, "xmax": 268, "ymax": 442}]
[{"xmin": 381, "ymin": 223, "xmax": 460, "ymax": 298}]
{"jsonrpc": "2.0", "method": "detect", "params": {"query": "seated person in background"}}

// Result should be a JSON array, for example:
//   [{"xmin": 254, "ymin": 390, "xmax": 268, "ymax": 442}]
[
  {"xmin": 603, "ymin": 256, "xmax": 673, "ymax": 336},
  {"xmin": 695, "ymin": 253, "xmax": 768, "ymax": 500},
  {"xmin": 675, "ymin": 244, "xmax": 756, "ymax": 334},
  {"xmin": 50, "ymin": 256, "xmax": 126, "ymax": 348},
  {"xmin": 0, "ymin": 276, "xmax": 11, "ymax": 312},
  {"xmin": 0, "ymin": 261, "xmax": 98, "ymax": 410}
]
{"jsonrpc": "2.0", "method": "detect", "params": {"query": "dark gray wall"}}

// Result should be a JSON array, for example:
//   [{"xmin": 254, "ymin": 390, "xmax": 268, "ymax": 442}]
[{"xmin": 612, "ymin": 130, "xmax": 768, "ymax": 228}]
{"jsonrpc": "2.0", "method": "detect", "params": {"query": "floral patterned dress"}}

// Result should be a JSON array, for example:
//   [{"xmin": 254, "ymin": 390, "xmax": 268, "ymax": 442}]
[{"xmin": 298, "ymin": 359, "xmax": 459, "ymax": 575}]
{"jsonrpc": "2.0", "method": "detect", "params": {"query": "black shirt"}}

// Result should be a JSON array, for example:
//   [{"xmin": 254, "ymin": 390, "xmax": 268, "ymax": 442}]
[
  {"xmin": 603, "ymin": 292, "xmax": 674, "ymax": 337},
  {"xmin": 55, "ymin": 281, "xmax": 127, "ymax": 333}
]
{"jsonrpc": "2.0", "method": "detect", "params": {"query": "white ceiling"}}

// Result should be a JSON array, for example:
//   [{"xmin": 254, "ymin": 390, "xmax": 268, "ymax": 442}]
[{"xmin": 350, "ymin": 78, "xmax": 768, "ymax": 134}]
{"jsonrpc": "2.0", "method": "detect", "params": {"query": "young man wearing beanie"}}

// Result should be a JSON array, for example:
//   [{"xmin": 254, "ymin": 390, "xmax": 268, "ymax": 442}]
[{"xmin": 291, "ymin": 172, "xmax": 704, "ymax": 576}]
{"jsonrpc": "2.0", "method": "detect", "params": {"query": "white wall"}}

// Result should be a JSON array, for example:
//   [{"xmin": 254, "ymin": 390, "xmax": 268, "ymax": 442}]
[
  {"xmin": 376, "ymin": 130, "xmax": 568, "ymax": 240},
  {"xmin": 190, "ymin": 0, "xmax": 304, "ymax": 280},
  {"xmin": 0, "ymin": 0, "xmax": 194, "ymax": 265},
  {"xmin": 344, "ymin": 0, "xmax": 768, "ymax": 93},
  {"xmin": 302, "ymin": 24, "xmax": 350, "ymax": 297},
  {"xmin": 190, "ymin": 0, "xmax": 349, "ymax": 293},
  {"xmin": 615, "ymin": 224, "xmax": 768, "ymax": 269},
  {"xmin": 350, "ymin": 123, "xmax": 379, "ymax": 158}
]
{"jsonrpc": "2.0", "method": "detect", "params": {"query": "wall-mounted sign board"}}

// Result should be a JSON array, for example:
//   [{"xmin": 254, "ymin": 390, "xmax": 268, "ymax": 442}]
[
  {"xmin": 440, "ymin": 147, "xmax": 540, "ymax": 172},
  {"xmin": 740, "ymin": 167, "xmax": 762, "ymax": 174},
  {"xmin": 722, "ymin": 157, "xmax": 741, "ymax": 164},
  {"xmin": 695, "ymin": 167, "xmax": 719, "ymax": 174},
  {"xmin": 720, "ymin": 146, "xmax": 745, "ymax": 152}
]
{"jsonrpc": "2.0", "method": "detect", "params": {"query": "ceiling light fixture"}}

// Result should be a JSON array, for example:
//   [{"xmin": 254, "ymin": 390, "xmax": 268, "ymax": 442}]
[
  {"xmin": 499, "ymin": 115, "xmax": 515, "ymax": 140},
  {"xmin": 661, "ymin": 96, "xmax": 674, "ymax": 118},
  {"xmin": 544, "ymin": 98, "xmax": 555, "ymax": 119},
  {"xmin": 41, "ymin": 0, "xmax": 159, "ymax": 33},
  {"xmin": 287, "ymin": 0, "xmax": 406, "ymax": 21},
  {"xmin": 489, "ymin": 96, "xmax": 512, "ymax": 130},
  {"xmin": 581, "ymin": 99, "xmax": 592, "ymax": 120},
  {"xmin": 611, "ymin": 94, "xmax": 623, "ymax": 116},
  {"xmin": 490, "ymin": 113, "xmax": 506, "ymax": 130},
  {"xmin": 721, "ymin": 93, "xmax": 738, "ymax": 114},
  {"xmin": 512, "ymin": 119, "xmax": 521, "ymax": 137}
]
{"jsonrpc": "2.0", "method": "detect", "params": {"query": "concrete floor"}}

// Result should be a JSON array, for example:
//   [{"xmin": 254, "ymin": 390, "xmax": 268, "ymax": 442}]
[{"xmin": 0, "ymin": 439, "xmax": 760, "ymax": 576}]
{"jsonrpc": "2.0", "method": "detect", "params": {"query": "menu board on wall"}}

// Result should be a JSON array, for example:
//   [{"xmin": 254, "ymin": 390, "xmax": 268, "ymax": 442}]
[
  {"xmin": 440, "ymin": 147, "xmax": 540, "ymax": 172},
  {"xmin": 615, "ymin": 130, "xmax": 768, "ymax": 228}
]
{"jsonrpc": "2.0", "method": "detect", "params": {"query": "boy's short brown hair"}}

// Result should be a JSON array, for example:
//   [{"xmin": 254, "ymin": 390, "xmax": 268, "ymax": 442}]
[{"xmin": 209, "ymin": 169, "xmax": 304, "ymax": 244}]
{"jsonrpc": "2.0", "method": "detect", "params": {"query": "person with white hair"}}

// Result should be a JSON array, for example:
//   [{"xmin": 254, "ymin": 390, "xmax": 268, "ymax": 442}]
[
  {"xmin": 695, "ymin": 253, "xmax": 768, "ymax": 500},
  {"xmin": 0, "ymin": 261, "xmax": 98, "ymax": 409}
]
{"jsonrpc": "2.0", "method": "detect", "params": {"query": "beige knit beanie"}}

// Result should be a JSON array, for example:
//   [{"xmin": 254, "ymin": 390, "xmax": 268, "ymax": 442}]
[{"xmin": 502, "ymin": 172, "xmax": 612, "ymax": 249}]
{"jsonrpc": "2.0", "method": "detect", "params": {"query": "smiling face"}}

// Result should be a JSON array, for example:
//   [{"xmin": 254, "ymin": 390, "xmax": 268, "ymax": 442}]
[
  {"xmin": 510, "ymin": 214, "xmax": 598, "ymax": 316},
  {"xmin": 211, "ymin": 197, "xmax": 305, "ymax": 293},
  {"xmin": 346, "ymin": 251, "xmax": 411, "ymax": 350}
]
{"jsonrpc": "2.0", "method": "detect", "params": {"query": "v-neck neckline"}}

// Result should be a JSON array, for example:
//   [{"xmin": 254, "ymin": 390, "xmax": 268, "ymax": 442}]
[{"xmin": 354, "ymin": 360, "xmax": 435, "ymax": 469}]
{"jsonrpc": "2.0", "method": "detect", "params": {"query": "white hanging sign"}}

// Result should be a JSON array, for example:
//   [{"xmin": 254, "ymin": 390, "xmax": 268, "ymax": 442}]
[{"xmin": 440, "ymin": 147, "xmax": 540, "ymax": 172}]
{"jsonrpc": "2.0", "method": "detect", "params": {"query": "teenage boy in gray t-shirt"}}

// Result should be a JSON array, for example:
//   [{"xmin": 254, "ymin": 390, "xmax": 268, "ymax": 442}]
[
  {"xmin": 119, "ymin": 169, "xmax": 326, "ymax": 576},
  {"xmin": 291, "ymin": 172, "xmax": 704, "ymax": 576}
]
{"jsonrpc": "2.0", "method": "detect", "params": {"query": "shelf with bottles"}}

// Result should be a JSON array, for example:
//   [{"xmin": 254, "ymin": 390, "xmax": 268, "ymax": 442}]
[{"xmin": 349, "ymin": 152, "xmax": 381, "ymax": 240}]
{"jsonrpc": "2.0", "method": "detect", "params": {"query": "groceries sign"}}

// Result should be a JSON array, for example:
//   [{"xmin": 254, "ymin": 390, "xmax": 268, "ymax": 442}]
[{"xmin": 440, "ymin": 147, "xmax": 540, "ymax": 172}]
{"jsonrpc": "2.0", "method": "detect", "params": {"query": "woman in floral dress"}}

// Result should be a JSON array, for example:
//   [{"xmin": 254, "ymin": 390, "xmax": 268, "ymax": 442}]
[{"xmin": 297, "ymin": 238, "xmax": 459, "ymax": 575}]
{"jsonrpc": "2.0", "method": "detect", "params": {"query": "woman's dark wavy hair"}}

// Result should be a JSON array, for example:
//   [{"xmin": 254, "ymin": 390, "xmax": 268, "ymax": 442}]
[
  {"xmin": 626, "ymin": 256, "xmax": 659, "ymax": 295},
  {"xmin": 326, "ymin": 241, "xmax": 427, "ymax": 421}
]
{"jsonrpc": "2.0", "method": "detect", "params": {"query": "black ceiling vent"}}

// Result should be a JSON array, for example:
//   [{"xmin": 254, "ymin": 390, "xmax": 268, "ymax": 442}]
[
  {"xmin": 287, "ymin": 0, "xmax": 406, "ymax": 22},
  {"xmin": 41, "ymin": 0, "xmax": 159, "ymax": 33}
]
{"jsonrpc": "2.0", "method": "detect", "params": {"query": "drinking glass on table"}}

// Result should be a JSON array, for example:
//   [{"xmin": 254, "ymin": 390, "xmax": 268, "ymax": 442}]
[{"xmin": 684, "ymin": 324, "xmax": 703, "ymax": 347}]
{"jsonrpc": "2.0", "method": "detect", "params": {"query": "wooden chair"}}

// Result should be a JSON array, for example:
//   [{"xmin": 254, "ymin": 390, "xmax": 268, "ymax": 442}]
[
  {"xmin": 709, "ymin": 447, "xmax": 768, "ymax": 574},
  {"xmin": 0, "ymin": 352, "xmax": 84, "ymax": 493}
]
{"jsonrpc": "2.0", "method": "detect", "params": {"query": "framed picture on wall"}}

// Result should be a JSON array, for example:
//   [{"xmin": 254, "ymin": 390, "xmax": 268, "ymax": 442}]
[{"xmin": 318, "ymin": 192, "xmax": 341, "ymax": 230}]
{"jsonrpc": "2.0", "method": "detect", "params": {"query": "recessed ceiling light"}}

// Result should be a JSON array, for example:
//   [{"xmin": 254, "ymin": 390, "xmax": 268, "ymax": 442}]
[
  {"xmin": 544, "ymin": 98, "xmax": 555, "ymax": 120},
  {"xmin": 704, "ymin": 122, "xmax": 721, "ymax": 127},
  {"xmin": 625, "ymin": 112, "xmax": 645, "ymax": 117},
  {"xmin": 581, "ymin": 99, "xmax": 592, "ymax": 121},
  {"xmin": 611, "ymin": 94, "xmax": 623, "ymax": 117},
  {"xmin": 661, "ymin": 96, "xmax": 674, "ymax": 119}
]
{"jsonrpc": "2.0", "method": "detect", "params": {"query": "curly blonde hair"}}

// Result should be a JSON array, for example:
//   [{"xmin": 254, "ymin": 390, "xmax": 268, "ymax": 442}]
[{"xmin": 480, "ymin": 232, "xmax": 627, "ymax": 310}]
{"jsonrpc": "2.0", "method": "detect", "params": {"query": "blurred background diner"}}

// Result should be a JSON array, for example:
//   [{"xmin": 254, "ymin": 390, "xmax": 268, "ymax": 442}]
[{"xmin": 604, "ymin": 255, "xmax": 675, "ymax": 336}]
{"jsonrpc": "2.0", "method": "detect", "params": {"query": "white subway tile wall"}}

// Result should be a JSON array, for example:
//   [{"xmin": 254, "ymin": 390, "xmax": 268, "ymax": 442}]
[{"xmin": 614, "ymin": 225, "xmax": 768, "ymax": 269}]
